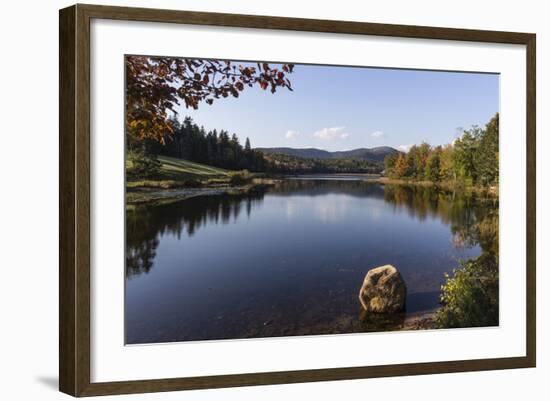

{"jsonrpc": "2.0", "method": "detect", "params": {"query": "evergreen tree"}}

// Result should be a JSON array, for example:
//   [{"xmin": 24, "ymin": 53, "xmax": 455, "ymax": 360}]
[{"xmin": 153, "ymin": 117, "xmax": 266, "ymax": 171}]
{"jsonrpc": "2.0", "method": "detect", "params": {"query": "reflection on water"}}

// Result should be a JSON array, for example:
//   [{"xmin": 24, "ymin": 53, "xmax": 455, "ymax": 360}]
[
  {"xmin": 126, "ymin": 191, "xmax": 264, "ymax": 278},
  {"xmin": 125, "ymin": 180, "xmax": 498, "ymax": 344}
]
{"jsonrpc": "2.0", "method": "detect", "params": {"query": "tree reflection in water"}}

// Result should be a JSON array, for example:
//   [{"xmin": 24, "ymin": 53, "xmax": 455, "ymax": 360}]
[
  {"xmin": 126, "ymin": 181, "xmax": 498, "ymax": 279},
  {"xmin": 126, "ymin": 191, "xmax": 264, "ymax": 278},
  {"xmin": 382, "ymin": 184, "xmax": 498, "ymax": 254}
]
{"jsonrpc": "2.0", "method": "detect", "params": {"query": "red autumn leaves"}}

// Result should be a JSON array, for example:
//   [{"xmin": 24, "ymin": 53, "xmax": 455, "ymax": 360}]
[{"xmin": 126, "ymin": 56, "xmax": 294, "ymax": 143}]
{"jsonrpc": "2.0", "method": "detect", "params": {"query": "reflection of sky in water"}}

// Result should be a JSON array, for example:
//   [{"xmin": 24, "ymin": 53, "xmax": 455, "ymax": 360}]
[
  {"xmin": 126, "ymin": 181, "xmax": 491, "ymax": 344},
  {"xmin": 284, "ymin": 195, "xmax": 389, "ymax": 224},
  {"xmin": 284, "ymin": 194, "xmax": 353, "ymax": 223}
]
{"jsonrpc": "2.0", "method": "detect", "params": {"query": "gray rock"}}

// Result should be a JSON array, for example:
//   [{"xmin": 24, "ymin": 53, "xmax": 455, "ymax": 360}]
[{"xmin": 358, "ymin": 265, "xmax": 407, "ymax": 313}]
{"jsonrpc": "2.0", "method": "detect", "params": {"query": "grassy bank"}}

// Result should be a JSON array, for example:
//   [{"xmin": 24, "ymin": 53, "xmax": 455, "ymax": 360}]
[
  {"xmin": 126, "ymin": 185, "xmax": 269, "ymax": 205},
  {"xmin": 157, "ymin": 156, "xmax": 230, "ymax": 179},
  {"xmin": 126, "ymin": 156, "xmax": 272, "ymax": 189},
  {"xmin": 126, "ymin": 156, "xmax": 278, "ymax": 204}
]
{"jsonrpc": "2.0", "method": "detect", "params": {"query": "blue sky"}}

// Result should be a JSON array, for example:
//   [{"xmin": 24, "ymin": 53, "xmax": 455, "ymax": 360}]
[{"xmin": 177, "ymin": 62, "xmax": 499, "ymax": 152}]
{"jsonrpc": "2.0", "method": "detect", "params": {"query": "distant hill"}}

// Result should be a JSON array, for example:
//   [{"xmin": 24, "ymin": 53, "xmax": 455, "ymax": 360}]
[{"xmin": 256, "ymin": 146, "xmax": 399, "ymax": 164}]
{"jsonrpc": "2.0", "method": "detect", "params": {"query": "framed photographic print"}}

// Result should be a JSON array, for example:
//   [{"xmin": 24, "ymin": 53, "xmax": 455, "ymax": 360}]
[{"xmin": 59, "ymin": 4, "xmax": 536, "ymax": 397}]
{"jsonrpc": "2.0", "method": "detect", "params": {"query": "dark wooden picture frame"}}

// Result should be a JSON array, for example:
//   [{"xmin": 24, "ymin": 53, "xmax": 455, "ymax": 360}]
[{"xmin": 59, "ymin": 3, "xmax": 536, "ymax": 397}]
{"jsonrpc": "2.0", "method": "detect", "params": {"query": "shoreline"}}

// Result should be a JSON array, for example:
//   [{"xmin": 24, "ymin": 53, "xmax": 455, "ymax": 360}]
[
  {"xmin": 402, "ymin": 310, "xmax": 437, "ymax": 330},
  {"xmin": 126, "ymin": 180, "xmax": 277, "ymax": 205},
  {"xmin": 376, "ymin": 177, "xmax": 499, "ymax": 196},
  {"xmin": 126, "ymin": 174, "xmax": 498, "ymax": 205}
]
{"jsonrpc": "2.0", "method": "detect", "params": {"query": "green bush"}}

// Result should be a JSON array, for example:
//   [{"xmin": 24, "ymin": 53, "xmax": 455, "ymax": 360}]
[
  {"xmin": 229, "ymin": 170, "xmax": 251, "ymax": 186},
  {"xmin": 126, "ymin": 149, "xmax": 161, "ymax": 179},
  {"xmin": 435, "ymin": 252, "xmax": 498, "ymax": 328}
]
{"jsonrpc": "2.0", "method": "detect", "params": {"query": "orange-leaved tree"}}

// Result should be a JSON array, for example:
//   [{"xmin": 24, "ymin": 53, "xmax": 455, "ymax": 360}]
[{"xmin": 126, "ymin": 56, "xmax": 295, "ymax": 144}]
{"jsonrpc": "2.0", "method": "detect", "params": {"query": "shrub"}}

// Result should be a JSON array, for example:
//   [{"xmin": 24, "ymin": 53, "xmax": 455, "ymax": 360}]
[
  {"xmin": 181, "ymin": 179, "xmax": 202, "ymax": 188},
  {"xmin": 435, "ymin": 252, "xmax": 498, "ymax": 328},
  {"xmin": 229, "ymin": 170, "xmax": 251, "ymax": 186},
  {"xmin": 126, "ymin": 149, "xmax": 161, "ymax": 179}
]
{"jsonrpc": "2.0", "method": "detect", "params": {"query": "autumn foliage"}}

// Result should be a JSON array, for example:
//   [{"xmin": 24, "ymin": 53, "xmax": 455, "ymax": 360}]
[
  {"xmin": 126, "ymin": 56, "xmax": 295, "ymax": 143},
  {"xmin": 384, "ymin": 113, "xmax": 499, "ymax": 187}
]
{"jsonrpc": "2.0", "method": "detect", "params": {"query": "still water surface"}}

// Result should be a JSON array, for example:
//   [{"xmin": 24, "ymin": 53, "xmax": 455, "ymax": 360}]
[{"xmin": 125, "ymin": 179, "xmax": 495, "ymax": 344}]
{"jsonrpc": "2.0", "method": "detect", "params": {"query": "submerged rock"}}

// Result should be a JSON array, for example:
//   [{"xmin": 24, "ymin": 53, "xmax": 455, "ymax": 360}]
[{"xmin": 358, "ymin": 265, "xmax": 407, "ymax": 313}]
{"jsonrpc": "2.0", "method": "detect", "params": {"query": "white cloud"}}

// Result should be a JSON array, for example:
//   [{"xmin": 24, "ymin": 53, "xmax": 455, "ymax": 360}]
[
  {"xmin": 398, "ymin": 144, "xmax": 412, "ymax": 152},
  {"xmin": 285, "ymin": 130, "xmax": 300, "ymax": 140},
  {"xmin": 313, "ymin": 126, "xmax": 349, "ymax": 140},
  {"xmin": 370, "ymin": 130, "xmax": 385, "ymax": 138}
]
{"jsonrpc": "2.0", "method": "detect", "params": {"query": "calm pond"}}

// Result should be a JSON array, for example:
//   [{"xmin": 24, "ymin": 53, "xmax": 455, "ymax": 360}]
[{"xmin": 125, "ymin": 179, "xmax": 497, "ymax": 344}]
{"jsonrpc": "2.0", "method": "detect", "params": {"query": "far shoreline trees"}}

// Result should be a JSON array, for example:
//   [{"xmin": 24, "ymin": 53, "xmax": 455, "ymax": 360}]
[
  {"xmin": 384, "ymin": 113, "xmax": 499, "ymax": 188},
  {"xmin": 128, "ymin": 113, "xmax": 499, "ymax": 180},
  {"xmin": 131, "ymin": 115, "xmax": 382, "ymax": 176}
]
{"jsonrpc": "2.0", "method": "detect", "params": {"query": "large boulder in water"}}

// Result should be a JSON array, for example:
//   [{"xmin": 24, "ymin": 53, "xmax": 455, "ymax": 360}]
[{"xmin": 359, "ymin": 265, "xmax": 407, "ymax": 313}]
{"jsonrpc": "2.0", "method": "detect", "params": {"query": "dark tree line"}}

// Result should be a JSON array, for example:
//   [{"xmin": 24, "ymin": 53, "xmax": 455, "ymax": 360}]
[
  {"xmin": 142, "ymin": 116, "xmax": 268, "ymax": 172},
  {"xmin": 263, "ymin": 152, "xmax": 381, "ymax": 174}
]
